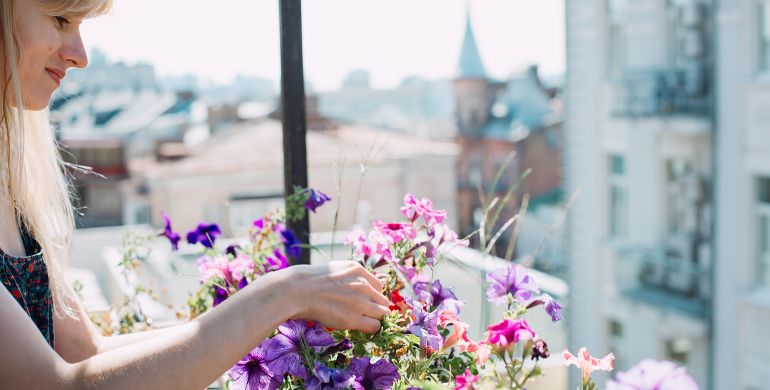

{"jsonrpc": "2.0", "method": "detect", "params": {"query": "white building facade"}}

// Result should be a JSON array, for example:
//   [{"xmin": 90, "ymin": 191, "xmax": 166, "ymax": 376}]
[{"xmin": 564, "ymin": 0, "xmax": 729, "ymax": 388}]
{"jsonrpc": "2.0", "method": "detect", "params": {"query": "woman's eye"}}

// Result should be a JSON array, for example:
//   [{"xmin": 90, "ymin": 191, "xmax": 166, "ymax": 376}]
[{"xmin": 55, "ymin": 16, "xmax": 70, "ymax": 26}]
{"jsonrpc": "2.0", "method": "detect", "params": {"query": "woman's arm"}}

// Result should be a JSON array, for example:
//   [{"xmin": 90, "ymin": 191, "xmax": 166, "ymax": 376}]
[
  {"xmin": 1, "ymin": 261, "xmax": 389, "ymax": 390},
  {"xmin": 54, "ymin": 282, "xmax": 180, "ymax": 363}
]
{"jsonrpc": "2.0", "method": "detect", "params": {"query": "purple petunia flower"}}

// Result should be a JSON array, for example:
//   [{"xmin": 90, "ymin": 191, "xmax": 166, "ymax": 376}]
[
  {"xmin": 320, "ymin": 338, "xmax": 353, "ymax": 357},
  {"xmin": 158, "ymin": 212, "xmax": 181, "ymax": 251},
  {"xmin": 405, "ymin": 296, "xmax": 443, "ymax": 354},
  {"xmin": 347, "ymin": 356, "xmax": 400, "ymax": 390},
  {"xmin": 227, "ymin": 341, "xmax": 283, "ymax": 390},
  {"xmin": 265, "ymin": 320, "xmax": 336, "ymax": 379},
  {"xmin": 413, "ymin": 279, "xmax": 465, "ymax": 316},
  {"xmin": 213, "ymin": 278, "xmax": 248, "ymax": 307},
  {"xmin": 266, "ymin": 249, "xmax": 289, "ymax": 272},
  {"xmin": 526, "ymin": 293, "xmax": 563, "ymax": 322},
  {"xmin": 486, "ymin": 263, "xmax": 540, "ymax": 305},
  {"xmin": 276, "ymin": 224, "xmax": 302, "ymax": 259},
  {"xmin": 187, "ymin": 223, "xmax": 222, "ymax": 248},
  {"xmin": 605, "ymin": 359, "xmax": 699, "ymax": 390},
  {"xmin": 226, "ymin": 244, "xmax": 241, "ymax": 257},
  {"xmin": 305, "ymin": 361, "xmax": 357, "ymax": 390},
  {"xmin": 304, "ymin": 189, "xmax": 332, "ymax": 213}
]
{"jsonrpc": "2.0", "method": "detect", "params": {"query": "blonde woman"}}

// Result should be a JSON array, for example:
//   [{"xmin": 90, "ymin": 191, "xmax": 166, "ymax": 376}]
[{"xmin": 0, "ymin": 0, "xmax": 390, "ymax": 388}]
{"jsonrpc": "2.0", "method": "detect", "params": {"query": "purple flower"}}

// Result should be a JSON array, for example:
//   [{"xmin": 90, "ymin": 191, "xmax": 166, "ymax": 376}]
[
  {"xmin": 413, "ymin": 279, "xmax": 465, "ymax": 316},
  {"xmin": 304, "ymin": 189, "xmax": 332, "ymax": 213},
  {"xmin": 605, "ymin": 359, "xmax": 699, "ymax": 390},
  {"xmin": 305, "ymin": 361, "xmax": 357, "ymax": 390},
  {"xmin": 227, "ymin": 341, "xmax": 283, "ymax": 390},
  {"xmin": 486, "ymin": 263, "xmax": 540, "ymax": 305},
  {"xmin": 405, "ymin": 296, "xmax": 443, "ymax": 354},
  {"xmin": 266, "ymin": 249, "xmax": 289, "ymax": 271},
  {"xmin": 320, "ymin": 338, "xmax": 353, "ymax": 357},
  {"xmin": 276, "ymin": 223, "xmax": 302, "ymax": 259},
  {"xmin": 158, "ymin": 212, "xmax": 181, "ymax": 251},
  {"xmin": 526, "ymin": 293, "xmax": 563, "ymax": 322},
  {"xmin": 226, "ymin": 244, "xmax": 241, "ymax": 257},
  {"xmin": 347, "ymin": 356, "xmax": 400, "ymax": 390},
  {"xmin": 265, "ymin": 320, "xmax": 336, "ymax": 379},
  {"xmin": 187, "ymin": 223, "xmax": 222, "ymax": 248},
  {"xmin": 213, "ymin": 278, "xmax": 248, "ymax": 307}
]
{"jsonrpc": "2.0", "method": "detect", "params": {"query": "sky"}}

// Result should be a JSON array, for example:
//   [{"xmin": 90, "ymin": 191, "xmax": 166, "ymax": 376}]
[{"xmin": 79, "ymin": 0, "xmax": 565, "ymax": 92}]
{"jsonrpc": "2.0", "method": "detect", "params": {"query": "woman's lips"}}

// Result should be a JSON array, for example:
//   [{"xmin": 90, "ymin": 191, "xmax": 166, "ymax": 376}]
[{"xmin": 46, "ymin": 69, "xmax": 62, "ymax": 87}]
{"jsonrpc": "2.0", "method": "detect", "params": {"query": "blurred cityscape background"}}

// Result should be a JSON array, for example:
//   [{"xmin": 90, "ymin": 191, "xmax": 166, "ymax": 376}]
[{"xmin": 53, "ymin": 0, "xmax": 770, "ymax": 389}]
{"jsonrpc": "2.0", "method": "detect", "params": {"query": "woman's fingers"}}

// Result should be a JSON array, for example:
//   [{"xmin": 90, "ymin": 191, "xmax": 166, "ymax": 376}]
[{"xmin": 356, "ymin": 315, "xmax": 383, "ymax": 334}]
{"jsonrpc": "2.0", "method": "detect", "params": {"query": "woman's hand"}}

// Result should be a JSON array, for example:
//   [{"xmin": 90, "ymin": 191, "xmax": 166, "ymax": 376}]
[{"xmin": 276, "ymin": 261, "xmax": 390, "ymax": 333}]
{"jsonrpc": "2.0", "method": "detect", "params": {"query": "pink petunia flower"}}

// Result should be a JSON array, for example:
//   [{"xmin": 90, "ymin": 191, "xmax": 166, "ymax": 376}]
[
  {"xmin": 454, "ymin": 369, "xmax": 478, "ymax": 390},
  {"xmin": 433, "ymin": 223, "xmax": 469, "ymax": 248},
  {"xmin": 373, "ymin": 219, "xmax": 416, "ymax": 242},
  {"xmin": 400, "ymin": 193, "xmax": 448, "ymax": 226},
  {"xmin": 344, "ymin": 230, "xmax": 367, "ymax": 247},
  {"xmin": 484, "ymin": 318, "xmax": 535, "ymax": 348},
  {"xmin": 563, "ymin": 347, "xmax": 615, "ymax": 380},
  {"xmin": 200, "ymin": 254, "xmax": 254, "ymax": 286}
]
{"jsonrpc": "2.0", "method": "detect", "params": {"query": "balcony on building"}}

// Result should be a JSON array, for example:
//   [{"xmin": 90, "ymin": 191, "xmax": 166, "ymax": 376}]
[
  {"xmin": 611, "ymin": 66, "xmax": 711, "ymax": 118},
  {"xmin": 611, "ymin": 243, "xmax": 710, "ymax": 318}
]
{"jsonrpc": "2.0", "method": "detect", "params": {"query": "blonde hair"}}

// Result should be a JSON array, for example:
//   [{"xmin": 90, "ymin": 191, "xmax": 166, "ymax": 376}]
[{"xmin": 1, "ymin": 0, "xmax": 112, "ymax": 317}]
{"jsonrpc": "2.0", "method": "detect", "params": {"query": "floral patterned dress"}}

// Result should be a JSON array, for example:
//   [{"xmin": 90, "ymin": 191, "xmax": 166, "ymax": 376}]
[{"xmin": 0, "ymin": 225, "xmax": 55, "ymax": 349}]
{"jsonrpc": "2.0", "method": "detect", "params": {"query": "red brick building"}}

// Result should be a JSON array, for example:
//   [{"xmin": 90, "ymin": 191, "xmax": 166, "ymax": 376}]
[{"xmin": 454, "ymin": 11, "xmax": 563, "ymax": 255}]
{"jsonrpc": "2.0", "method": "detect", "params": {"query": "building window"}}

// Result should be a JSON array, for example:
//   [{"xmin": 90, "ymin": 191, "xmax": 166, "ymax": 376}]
[
  {"xmin": 606, "ymin": 0, "xmax": 626, "ymax": 75},
  {"xmin": 666, "ymin": 159, "xmax": 698, "ymax": 235},
  {"xmin": 758, "ymin": 1, "xmax": 770, "ymax": 72},
  {"xmin": 665, "ymin": 338, "xmax": 691, "ymax": 364},
  {"xmin": 609, "ymin": 155, "xmax": 628, "ymax": 237},
  {"xmin": 756, "ymin": 178, "xmax": 770, "ymax": 285}
]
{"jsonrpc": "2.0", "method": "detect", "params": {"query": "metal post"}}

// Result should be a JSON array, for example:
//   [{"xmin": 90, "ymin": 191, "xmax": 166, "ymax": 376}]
[{"xmin": 279, "ymin": 0, "xmax": 310, "ymax": 265}]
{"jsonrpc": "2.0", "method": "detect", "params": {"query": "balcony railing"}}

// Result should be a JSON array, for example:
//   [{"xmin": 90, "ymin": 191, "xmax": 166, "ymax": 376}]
[
  {"xmin": 611, "ymin": 67, "xmax": 711, "ymax": 117},
  {"xmin": 613, "ymin": 246, "xmax": 710, "ymax": 317}
]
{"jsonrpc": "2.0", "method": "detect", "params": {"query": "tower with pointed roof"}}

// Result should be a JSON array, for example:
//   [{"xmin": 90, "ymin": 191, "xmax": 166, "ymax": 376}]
[{"xmin": 454, "ymin": 4, "xmax": 494, "ymax": 138}]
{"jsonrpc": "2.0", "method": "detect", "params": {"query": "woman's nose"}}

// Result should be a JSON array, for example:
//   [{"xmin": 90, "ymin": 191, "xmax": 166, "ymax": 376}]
[{"xmin": 61, "ymin": 31, "xmax": 88, "ymax": 69}]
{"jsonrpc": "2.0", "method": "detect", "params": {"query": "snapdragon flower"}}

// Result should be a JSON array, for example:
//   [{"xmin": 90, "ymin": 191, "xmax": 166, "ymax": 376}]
[
  {"xmin": 347, "ymin": 356, "xmax": 400, "ymax": 390},
  {"xmin": 485, "ymin": 263, "xmax": 540, "ymax": 305}
]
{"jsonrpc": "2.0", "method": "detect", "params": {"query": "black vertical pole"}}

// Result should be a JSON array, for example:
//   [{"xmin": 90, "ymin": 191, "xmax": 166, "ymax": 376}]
[{"xmin": 279, "ymin": 0, "xmax": 310, "ymax": 265}]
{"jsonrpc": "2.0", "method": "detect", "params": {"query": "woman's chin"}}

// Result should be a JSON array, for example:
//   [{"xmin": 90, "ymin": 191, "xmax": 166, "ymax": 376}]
[{"xmin": 21, "ymin": 96, "xmax": 53, "ymax": 111}]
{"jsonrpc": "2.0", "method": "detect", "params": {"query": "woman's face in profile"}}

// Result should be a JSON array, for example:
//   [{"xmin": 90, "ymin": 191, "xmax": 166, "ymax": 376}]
[{"xmin": 14, "ymin": 0, "xmax": 88, "ymax": 111}]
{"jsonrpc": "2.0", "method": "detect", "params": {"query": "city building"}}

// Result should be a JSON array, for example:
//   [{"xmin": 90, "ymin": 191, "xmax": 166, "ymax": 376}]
[
  {"xmin": 562, "ymin": 0, "xmax": 770, "ymax": 388},
  {"xmin": 316, "ymin": 71, "xmax": 457, "ymax": 140},
  {"xmin": 453, "ymin": 8, "xmax": 564, "ymax": 263},
  {"xmin": 126, "ymin": 118, "xmax": 460, "ymax": 238}
]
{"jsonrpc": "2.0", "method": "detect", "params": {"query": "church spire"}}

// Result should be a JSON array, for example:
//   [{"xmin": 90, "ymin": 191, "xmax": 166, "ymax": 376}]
[{"xmin": 457, "ymin": 2, "xmax": 487, "ymax": 78}]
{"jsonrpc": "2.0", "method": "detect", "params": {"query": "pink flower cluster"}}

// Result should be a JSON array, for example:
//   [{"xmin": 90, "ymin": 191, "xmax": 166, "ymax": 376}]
[
  {"xmin": 199, "ymin": 254, "xmax": 254, "ymax": 286},
  {"xmin": 400, "ymin": 193, "xmax": 448, "ymax": 226},
  {"xmin": 439, "ymin": 311, "xmax": 490, "ymax": 365}
]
